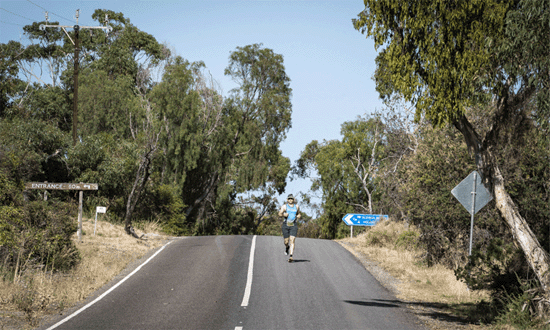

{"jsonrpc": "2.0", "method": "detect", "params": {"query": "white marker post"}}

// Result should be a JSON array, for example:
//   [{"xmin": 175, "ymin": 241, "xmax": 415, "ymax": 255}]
[{"xmin": 94, "ymin": 206, "xmax": 107, "ymax": 235}]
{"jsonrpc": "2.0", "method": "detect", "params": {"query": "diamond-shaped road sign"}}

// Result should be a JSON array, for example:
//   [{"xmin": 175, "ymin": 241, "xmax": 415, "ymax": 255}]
[
  {"xmin": 451, "ymin": 171, "xmax": 493, "ymax": 215},
  {"xmin": 342, "ymin": 214, "xmax": 388, "ymax": 226}
]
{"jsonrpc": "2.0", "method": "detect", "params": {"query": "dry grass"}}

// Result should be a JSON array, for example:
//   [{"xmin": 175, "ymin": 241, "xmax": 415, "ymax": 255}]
[
  {"xmin": 0, "ymin": 218, "xmax": 171, "ymax": 329},
  {"xmin": 338, "ymin": 220, "xmax": 491, "ymax": 329}
]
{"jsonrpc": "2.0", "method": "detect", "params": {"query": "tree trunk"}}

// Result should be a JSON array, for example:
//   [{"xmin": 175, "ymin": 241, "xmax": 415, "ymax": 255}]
[
  {"xmin": 124, "ymin": 150, "xmax": 153, "ymax": 239},
  {"xmin": 185, "ymin": 172, "xmax": 218, "ymax": 218},
  {"xmin": 491, "ymin": 164, "xmax": 550, "ymax": 292},
  {"xmin": 455, "ymin": 115, "xmax": 550, "ymax": 293}
]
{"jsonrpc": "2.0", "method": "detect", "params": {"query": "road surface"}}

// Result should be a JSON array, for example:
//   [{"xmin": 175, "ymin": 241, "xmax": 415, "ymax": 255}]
[{"xmin": 40, "ymin": 235, "xmax": 424, "ymax": 330}]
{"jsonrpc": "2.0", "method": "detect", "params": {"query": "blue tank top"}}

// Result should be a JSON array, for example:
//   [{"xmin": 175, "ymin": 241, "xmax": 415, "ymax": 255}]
[{"xmin": 286, "ymin": 204, "xmax": 297, "ymax": 222}]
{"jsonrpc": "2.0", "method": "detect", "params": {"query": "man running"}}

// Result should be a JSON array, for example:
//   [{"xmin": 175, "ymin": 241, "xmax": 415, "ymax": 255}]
[{"xmin": 278, "ymin": 194, "xmax": 301, "ymax": 262}]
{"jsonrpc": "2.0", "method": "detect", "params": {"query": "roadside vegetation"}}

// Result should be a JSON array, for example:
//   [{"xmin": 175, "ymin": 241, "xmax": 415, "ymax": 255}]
[{"xmin": 339, "ymin": 221, "xmax": 549, "ymax": 329}]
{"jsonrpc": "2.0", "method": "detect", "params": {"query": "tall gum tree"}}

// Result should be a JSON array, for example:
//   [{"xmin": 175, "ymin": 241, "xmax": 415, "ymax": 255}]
[{"xmin": 353, "ymin": 0, "xmax": 550, "ymax": 293}]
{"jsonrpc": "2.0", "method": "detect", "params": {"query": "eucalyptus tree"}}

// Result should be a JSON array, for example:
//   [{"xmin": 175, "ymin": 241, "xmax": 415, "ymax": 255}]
[
  {"xmin": 150, "ymin": 56, "xmax": 225, "ymax": 231},
  {"xmin": 340, "ymin": 116, "xmax": 385, "ymax": 214},
  {"xmin": 223, "ymin": 44, "xmax": 292, "ymax": 192},
  {"xmin": 293, "ymin": 114, "xmax": 385, "ymax": 238},
  {"xmin": 353, "ymin": 0, "xmax": 550, "ymax": 293},
  {"xmin": 154, "ymin": 44, "xmax": 292, "ymax": 233}
]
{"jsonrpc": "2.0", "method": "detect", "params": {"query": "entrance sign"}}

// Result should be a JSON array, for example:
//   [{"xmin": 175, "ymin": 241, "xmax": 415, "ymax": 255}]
[
  {"xmin": 342, "ymin": 214, "xmax": 389, "ymax": 238},
  {"xmin": 451, "ymin": 171, "xmax": 493, "ymax": 255},
  {"xmin": 24, "ymin": 182, "xmax": 99, "ymax": 241},
  {"xmin": 25, "ymin": 182, "xmax": 98, "ymax": 190}
]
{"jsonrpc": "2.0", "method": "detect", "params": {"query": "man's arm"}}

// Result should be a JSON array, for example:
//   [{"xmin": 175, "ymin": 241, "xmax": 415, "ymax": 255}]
[
  {"xmin": 296, "ymin": 205, "xmax": 301, "ymax": 219},
  {"xmin": 278, "ymin": 204, "xmax": 287, "ymax": 218}
]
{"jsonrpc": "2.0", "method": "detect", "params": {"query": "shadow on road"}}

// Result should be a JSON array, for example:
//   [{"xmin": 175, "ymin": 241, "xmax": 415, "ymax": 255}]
[
  {"xmin": 290, "ymin": 259, "xmax": 310, "ymax": 263},
  {"xmin": 344, "ymin": 299, "xmax": 400, "ymax": 308},
  {"xmin": 344, "ymin": 299, "xmax": 482, "ymax": 328}
]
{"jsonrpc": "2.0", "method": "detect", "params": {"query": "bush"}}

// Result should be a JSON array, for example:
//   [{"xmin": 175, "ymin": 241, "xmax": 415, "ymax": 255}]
[
  {"xmin": 257, "ymin": 215, "xmax": 282, "ymax": 236},
  {"xmin": 0, "ymin": 201, "xmax": 80, "ymax": 273},
  {"xmin": 395, "ymin": 230, "xmax": 419, "ymax": 250},
  {"xmin": 494, "ymin": 279, "xmax": 550, "ymax": 329},
  {"xmin": 298, "ymin": 219, "xmax": 322, "ymax": 238}
]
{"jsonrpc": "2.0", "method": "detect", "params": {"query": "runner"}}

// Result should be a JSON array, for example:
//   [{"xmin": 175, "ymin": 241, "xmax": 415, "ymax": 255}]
[{"xmin": 278, "ymin": 194, "xmax": 301, "ymax": 262}]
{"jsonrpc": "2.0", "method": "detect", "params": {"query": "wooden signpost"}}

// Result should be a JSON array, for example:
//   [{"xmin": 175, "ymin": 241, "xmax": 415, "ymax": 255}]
[{"xmin": 25, "ymin": 182, "xmax": 98, "ymax": 241}]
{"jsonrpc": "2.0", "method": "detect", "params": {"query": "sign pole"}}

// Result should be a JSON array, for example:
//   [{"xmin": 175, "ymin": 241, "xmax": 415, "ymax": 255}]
[
  {"xmin": 451, "ymin": 170, "xmax": 493, "ymax": 257},
  {"xmin": 469, "ymin": 172, "xmax": 477, "ymax": 256},
  {"xmin": 351, "ymin": 225, "xmax": 353, "ymax": 238},
  {"xmin": 78, "ymin": 187, "xmax": 83, "ymax": 241},
  {"xmin": 94, "ymin": 210, "xmax": 98, "ymax": 236}
]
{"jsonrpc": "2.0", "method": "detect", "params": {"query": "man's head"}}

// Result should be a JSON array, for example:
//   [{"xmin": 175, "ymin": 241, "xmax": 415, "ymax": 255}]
[{"xmin": 287, "ymin": 194, "xmax": 295, "ymax": 204}]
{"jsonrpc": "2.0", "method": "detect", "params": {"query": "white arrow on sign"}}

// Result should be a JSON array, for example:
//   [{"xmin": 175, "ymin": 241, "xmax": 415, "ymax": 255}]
[{"xmin": 343, "ymin": 214, "xmax": 353, "ymax": 226}]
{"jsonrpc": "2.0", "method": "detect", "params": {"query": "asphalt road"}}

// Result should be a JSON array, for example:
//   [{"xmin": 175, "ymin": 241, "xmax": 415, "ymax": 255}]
[{"xmin": 40, "ymin": 235, "xmax": 424, "ymax": 330}]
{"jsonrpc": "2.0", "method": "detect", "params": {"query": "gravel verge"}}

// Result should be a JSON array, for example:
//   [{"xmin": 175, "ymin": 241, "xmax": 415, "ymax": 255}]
[{"xmin": 338, "ymin": 240, "xmax": 485, "ymax": 330}]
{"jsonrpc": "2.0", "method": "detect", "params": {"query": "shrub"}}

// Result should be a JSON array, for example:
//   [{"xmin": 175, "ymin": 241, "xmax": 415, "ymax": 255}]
[
  {"xmin": 395, "ymin": 230, "xmax": 419, "ymax": 250},
  {"xmin": 0, "ymin": 201, "xmax": 80, "ymax": 274}
]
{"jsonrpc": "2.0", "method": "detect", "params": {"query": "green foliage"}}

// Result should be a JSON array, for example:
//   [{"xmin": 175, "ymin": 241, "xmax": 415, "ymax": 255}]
[
  {"xmin": 1, "ymin": 10, "xmax": 295, "ymax": 242},
  {"xmin": 0, "ymin": 41, "xmax": 25, "ymax": 115},
  {"xmin": 67, "ymin": 133, "xmax": 138, "ymax": 218},
  {"xmin": 295, "ymin": 115, "xmax": 386, "ymax": 238},
  {"xmin": 498, "ymin": 124, "xmax": 550, "ymax": 255},
  {"xmin": 0, "ymin": 200, "xmax": 80, "ymax": 272},
  {"xmin": 353, "ymin": 0, "xmax": 513, "ymax": 126},
  {"xmin": 365, "ymin": 229, "xmax": 394, "ymax": 248},
  {"xmin": 78, "ymin": 70, "xmax": 139, "ymax": 138},
  {"xmin": 224, "ymin": 43, "xmax": 292, "ymax": 194},
  {"xmin": 0, "ymin": 117, "xmax": 70, "ymax": 184},
  {"xmin": 494, "ymin": 279, "xmax": 549, "ymax": 329},
  {"xmin": 256, "ymin": 215, "xmax": 283, "ymax": 237},
  {"xmin": 395, "ymin": 230, "xmax": 419, "ymax": 250},
  {"xmin": 297, "ymin": 218, "xmax": 322, "ymax": 239},
  {"xmin": 142, "ymin": 184, "xmax": 188, "ymax": 236},
  {"xmin": 400, "ymin": 124, "xmax": 481, "ymax": 266}
]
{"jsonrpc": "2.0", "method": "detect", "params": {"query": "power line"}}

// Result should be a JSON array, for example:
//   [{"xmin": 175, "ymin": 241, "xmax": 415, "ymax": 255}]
[
  {"xmin": 1, "ymin": 7, "xmax": 34, "ymax": 22},
  {"xmin": 0, "ymin": 20, "xmax": 24, "ymax": 26},
  {"xmin": 25, "ymin": 0, "xmax": 76, "ymax": 24}
]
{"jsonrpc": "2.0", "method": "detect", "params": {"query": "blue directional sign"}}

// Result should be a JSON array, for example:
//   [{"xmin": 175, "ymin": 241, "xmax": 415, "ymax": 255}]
[{"xmin": 342, "ymin": 214, "xmax": 389, "ymax": 226}]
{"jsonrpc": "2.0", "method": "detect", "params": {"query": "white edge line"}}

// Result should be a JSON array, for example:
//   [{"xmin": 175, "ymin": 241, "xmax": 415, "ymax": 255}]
[
  {"xmin": 46, "ymin": 239, "xmax": 175, "ymax": 330},
  {"xmin": 240, "ymin": 235, "xmax": 256, "ymax": 307}
]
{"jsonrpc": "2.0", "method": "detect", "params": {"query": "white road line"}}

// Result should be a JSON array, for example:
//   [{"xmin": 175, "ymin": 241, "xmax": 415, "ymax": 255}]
[
  {"xmin": 235, "ymin": 327, "xmax": 243, "ymax": 330},
  {"xmin": 46, "ymin": 240, "xmax": 175, "ymax": 330},
  {"xmin": 240, "ymin": 235, "xmax": 257, "ymax": 307}
]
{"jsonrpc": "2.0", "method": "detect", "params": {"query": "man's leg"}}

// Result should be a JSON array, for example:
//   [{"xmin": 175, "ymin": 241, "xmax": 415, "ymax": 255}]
[
  {"xmin": 289, "ymin": 236, "xmax": 296, "ymax": 256},
  {"xmin": 282, "ymin": 223, "xmax": 290, "ymax": 255}
]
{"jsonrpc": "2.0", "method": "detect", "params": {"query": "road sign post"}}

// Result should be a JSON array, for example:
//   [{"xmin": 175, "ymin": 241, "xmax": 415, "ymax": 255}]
[
  {"xmin": 451, "ymin": 171, "xmax": 493, "ymax": 255},
  {"xmin": 342, "ymin": 214, "xmax": 389, "ymax": 238},
  {"xmin": 25, "ymin": 182, "xmax": 98, "ymax": 241}
]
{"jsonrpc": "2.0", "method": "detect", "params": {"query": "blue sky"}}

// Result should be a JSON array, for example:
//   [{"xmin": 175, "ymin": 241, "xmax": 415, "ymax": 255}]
[{"xmin": 1, "ymin": 0, "xmax": 382, "ymax": 212}]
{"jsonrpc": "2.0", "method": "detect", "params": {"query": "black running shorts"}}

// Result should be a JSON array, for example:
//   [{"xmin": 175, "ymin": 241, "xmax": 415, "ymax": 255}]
[{"xmin": 282, "ymin": 221, "xmax": 298, "ymax": 238}]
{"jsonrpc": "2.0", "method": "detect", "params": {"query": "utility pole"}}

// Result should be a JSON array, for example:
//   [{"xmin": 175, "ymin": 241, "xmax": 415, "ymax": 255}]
[{"xmin": 40, "ymin": 10, "xmax": 112, "ymax": 146}]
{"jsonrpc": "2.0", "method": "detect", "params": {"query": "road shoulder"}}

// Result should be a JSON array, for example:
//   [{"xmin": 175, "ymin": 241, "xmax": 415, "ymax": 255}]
[{"xmin": 337, "ymin": 240, "xmax": 484, "ymax": 330}]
